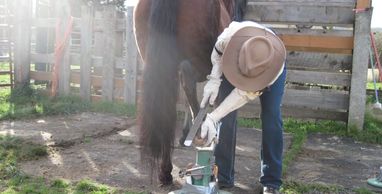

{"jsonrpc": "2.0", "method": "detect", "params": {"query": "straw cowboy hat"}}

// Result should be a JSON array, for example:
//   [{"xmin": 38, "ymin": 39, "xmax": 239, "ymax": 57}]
[{"xmin": 221, "ymin": 26, "xmax": 286, "ymax": 92}]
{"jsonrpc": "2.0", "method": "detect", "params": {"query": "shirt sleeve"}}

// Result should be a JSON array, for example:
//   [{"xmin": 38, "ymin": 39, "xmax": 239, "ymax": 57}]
[{"xmin": 209, "ymin": 27, "xmax": 231, "ymax": 78}]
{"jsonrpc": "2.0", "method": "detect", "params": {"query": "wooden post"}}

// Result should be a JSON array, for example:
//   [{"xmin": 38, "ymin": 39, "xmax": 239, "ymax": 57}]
[
  {"xmin": 93, "ymin": 9, "xmax": 104, "ymax": 76},
  {"xmin": 13, "ymin": 0, "xmax": 32, "ymax": 87},
  {"xmin": 124, "ymin": 6, "xmax": 138, "ymax": 105},
  {"xmin": 347, "ymin": 3, "xmax": 372, "ymax": 129},
  {"xmin": 101, "ymin": 6, "xmax": 116, "ymax": 101},
  {"xmin": 80, "ymin": 5, "xmax": 93, "ymax": 100},
  {"xmin": 56, "ymin": 0, "xmax": 72, "ymax": 95}
]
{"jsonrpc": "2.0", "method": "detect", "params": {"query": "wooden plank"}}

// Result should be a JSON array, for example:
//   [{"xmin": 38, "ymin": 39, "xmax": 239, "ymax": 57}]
[
  {"xmin": 93, "ymin": 18, "xmax": 125, "ymax": 32},
  {"xmin": 286, "ymin": 51, "xmax": 352, "ymax": 71},
  {"xmin": 32, "ymin": 18, "xmax": 56, "ymax": 28},
  {"xmin": 246, "ymin": 88, "xmax": 349, "ymax": 111},
  {"xmin": 348, "ymin": 8, "xmax": 372, "ymax": 129},
  {"xmin": 247, "ymin": 0, "xmax": 356, "ymax": 7},
  {"xmin": 70, "ymin": 53, "xmax": 103, "ymax": 67},
  {"xmin": 238, "ymin": 104, "xmax": 348, "ymax": 121},
  {"xmin": 245, "ymin": 1, "xmax": 356, "ymax": 25},
  {"xmin": 32, "ymin": 18, "xmax": 81, "ymax": 29},
  {"xmin": 70, "ymin": 71, "xmax": 124, "ymax": 88},
  {"xmin": 194, "ymin": 84, "xmax": 349, "ymax": 111},
  {"xmin": 13, "ymin": 0, "xmax": 32, "ymax": 87},
  {"xmin": 30, "ymin": 53, "xmax": 54, "ymax": 64},
  {"xmin": 101, "ymin": 6, "xmax": 116, "ymax": 101},
  {"xmin": 356, "ymin": 0, "xmax": 371, "ymax": 9},
  {"xmin": 30, "ymin": 71, "xmax": 52, "ymax": 81},
  {"xmin": 124, "ymin": 6, "xmax": 138, "ymax": 105},
  {"xmin": 115, "ymin": 57, "xmax": 126, "ymax": 69},
  {"xmin": 273, "ymin": 28, "xmax": 354, "ymax": 37},
  {"xmin": 279, "ymin": 34, "xmax": 354, "ymax": 53},
  {"xmin": 80, "ymin": 6, "xmax": 92, "ymax": 100},
  {"xmin": 287, "ymin": 70, "xmax": 351, "ymax": 86}
]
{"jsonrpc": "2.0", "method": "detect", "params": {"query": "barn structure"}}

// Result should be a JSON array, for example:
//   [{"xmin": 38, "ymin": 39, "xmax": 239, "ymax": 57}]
[{"xmin": 1, "ymin": 0, "xmax": 373, "ymax": 129}]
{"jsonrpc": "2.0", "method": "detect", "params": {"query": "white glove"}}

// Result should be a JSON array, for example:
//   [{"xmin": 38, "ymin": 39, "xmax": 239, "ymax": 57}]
[
  {"xmin": 200, "ymin": 113, "xmax": 219, "ymax": 146},
  {"xmin": 200, "ymin": 49, "xmax": 223, "ymax": 108},
  {"xmin": 200, "ymin": 88, "xmax": 262, "ymax": 146},
  {"xmin": 200, "ymin": 76, "xmax": 221, "ymax": 108}
]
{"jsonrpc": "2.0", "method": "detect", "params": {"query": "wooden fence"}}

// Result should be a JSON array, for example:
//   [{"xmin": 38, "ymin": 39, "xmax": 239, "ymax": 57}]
[
  {"xmin": 239, "ymin": 0, "xmax": 372, "ymax": 129},
  {"xmin": 9, "ymin": 0, "xmax": 373, "ymax": 128},
  {"xmin": 12, "ymin": 0, "xmax": 140, "ymax": 105}
]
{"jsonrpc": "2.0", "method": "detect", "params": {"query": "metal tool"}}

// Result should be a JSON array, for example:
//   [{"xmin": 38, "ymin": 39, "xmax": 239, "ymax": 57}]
[
  {"xmin": 183, "ymin": 107, "xmax": 209, "ymax": 147},
  {"xmin": 170, "ymin": 107, "xmax": 231, "ymax": 194}
]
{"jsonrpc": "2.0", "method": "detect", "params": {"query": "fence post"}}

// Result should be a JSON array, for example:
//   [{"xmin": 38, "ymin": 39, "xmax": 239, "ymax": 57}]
[
  {"xmin": 124, "ymin": 6, "xmax": 138, "ymax": 105},
  {"xmin": 55, "ymin": 0, "xmax": 72, "ymax": 95},
  {"xmin": 13, "ymin": 0, "xmax": 32, "ymax": 87},
  {"xmin": 348, "ymin": 1, "xmax": 372, "ymax": 130},
  {"xmin": 102, "ymin": 6, "xmax": 116, "ymax": 101},
  {"xmin": 80, "ymin": 5, "xmax": 93, "ymax": 100}
]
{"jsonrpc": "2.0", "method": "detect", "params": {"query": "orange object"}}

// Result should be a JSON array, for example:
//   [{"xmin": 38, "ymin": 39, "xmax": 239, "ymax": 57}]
[
  {"xmin": 51, "ymin": 16, "xmax": 74, "ymax": 96},
  {"xmin": 356, "ymin": 0, "xmax": 371, "ymax": 9}
]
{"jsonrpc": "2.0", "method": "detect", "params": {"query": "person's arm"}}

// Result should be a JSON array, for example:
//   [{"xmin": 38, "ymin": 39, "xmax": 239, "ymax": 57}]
[
  {"xmin": 200, "ymin": 89, "xmax": 262, "ymax": 146},
  {"xmin": 200, "ymin": 28, "xmax": 230, "ymax": 108}
]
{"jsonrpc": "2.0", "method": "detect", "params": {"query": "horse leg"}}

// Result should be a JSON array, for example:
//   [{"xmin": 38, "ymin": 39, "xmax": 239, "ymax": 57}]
[
  {"xmin": 159, "ymin": 147, "xmax": 173, "ymax": 186},
  {"xmin": 178, "ymin": 60, "xmax": 200, "ymax": 145}
]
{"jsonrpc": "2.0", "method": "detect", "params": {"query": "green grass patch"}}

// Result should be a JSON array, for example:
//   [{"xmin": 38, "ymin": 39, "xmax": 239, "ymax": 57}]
[
  {"xmin": 0, "ymin": 86, "xmax": 136, "ymax": 121},
  {"xmin": 367, "ymin": 82, "xmax": 382, "ymax": 90},
  {"xmin": 74, "ymin": 179, "xmax": 115, "ymax": 194},
  {"xmin": 91, "ymin": 100, "xmax": 136, "ymax": 117},
  {"xmin": 281, "ymin": 181, "xmax": 346, "ymax": 194},
  {"xmin": 281, "ymin": 181, "xmax": 376, "ymax": 194},
  {"xmin": 0, "ymin": 134, "xmax": 145, "ymax": 194},
  {"xmin": 237, "ymin": 118, "xmax": 261, "ymax": 128},
  {"xmin": 0, "ymin": 62, "xmax": 11, "ymax": 87}
]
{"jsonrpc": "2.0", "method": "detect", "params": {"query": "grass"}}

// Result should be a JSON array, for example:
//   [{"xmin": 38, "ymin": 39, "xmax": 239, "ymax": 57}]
[
  {"xmin": 0, "ymin": 135, "xmax": 145, "ymax": 194},
  {"xmin": 367, "ymin": 82, "xmax": 382, "ymax": 90},
  {"xmin": 0, "ymin": 86, "xmax": 136, "ymax": 121}
]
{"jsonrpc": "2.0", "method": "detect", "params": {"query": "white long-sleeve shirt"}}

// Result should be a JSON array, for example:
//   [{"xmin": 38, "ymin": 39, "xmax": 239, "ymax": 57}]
[{"xmin": 210, "ymin": 21, "xmax": 285, "ymax": 100}]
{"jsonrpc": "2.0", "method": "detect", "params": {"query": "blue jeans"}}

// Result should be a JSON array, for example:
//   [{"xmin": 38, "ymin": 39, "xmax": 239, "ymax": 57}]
[{"xmin": 214, "ymin": 67, "xmax": 286, "ymax": 189}]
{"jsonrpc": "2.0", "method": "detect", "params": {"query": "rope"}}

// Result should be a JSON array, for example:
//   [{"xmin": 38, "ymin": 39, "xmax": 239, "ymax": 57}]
[
  {"xmin": 51, "ymin": 16, "xmax": 74, "ymax": 96},
  {"xmin": 371, "ymin": 32, "xmax": 382, "ymax": 82},
  {"xmin": 369, "ymin": 47, "xmax": 380, "ymax": 104}
]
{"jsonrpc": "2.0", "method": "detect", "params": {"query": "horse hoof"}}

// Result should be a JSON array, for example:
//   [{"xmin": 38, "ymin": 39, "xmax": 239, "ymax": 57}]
[
  {"xmin": 178, "ymin": 138, "xmax": 186, "ymax": 147},
  {"xmin": 159, "ymin": 175, "xmax": 173, "ymax": 186}
]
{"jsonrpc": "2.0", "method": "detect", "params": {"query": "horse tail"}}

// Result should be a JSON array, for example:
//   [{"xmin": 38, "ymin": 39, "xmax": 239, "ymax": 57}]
[{"xmin": 138, "ymin": 0, "xmax": 180, "ymax": 182}]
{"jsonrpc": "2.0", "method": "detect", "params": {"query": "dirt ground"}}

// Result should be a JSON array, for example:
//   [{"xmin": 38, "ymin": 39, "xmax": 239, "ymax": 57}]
[{"xmin": 1, "ymin": 112, "xmax": 382, "ymax": 194}]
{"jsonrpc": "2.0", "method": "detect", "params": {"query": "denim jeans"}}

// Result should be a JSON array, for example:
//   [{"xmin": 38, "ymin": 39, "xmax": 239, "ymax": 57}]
[{"xmin": 214, "ymin": 67, "xmax": 286, "ymax": 189}]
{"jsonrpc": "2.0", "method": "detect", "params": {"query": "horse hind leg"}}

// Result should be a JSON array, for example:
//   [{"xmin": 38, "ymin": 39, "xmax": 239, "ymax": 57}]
[{"xmin": 178, "ymin": 60, "xmax": 200, "ymax": 146}]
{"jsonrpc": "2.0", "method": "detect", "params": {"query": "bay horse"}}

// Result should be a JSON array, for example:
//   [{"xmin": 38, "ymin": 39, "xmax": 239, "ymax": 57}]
[{"xmin": 134, "ymin": 0, "xmax": 247, "ymax": 185}]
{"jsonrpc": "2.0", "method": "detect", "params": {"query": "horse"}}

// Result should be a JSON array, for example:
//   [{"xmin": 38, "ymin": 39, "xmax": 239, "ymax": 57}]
[{"xmin": 133, "ymin": 0, "xmax": 248, "ymax": 185}]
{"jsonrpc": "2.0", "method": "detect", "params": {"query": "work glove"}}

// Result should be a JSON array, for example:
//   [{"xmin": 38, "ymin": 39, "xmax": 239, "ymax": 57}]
[
  {"xmin": 200, "ymin": 113, "xmax": 219, "ymax": 146},
  {"xmin": 200, "ymin": 88, "xmax": 262, "ymax": 146},
  {"xmin": 200, "ymin": 76, "xmax": 221, "ymax": 108},
  {"xmin": 200, "ymin": 49, "xmax": 223, "ymax": 108}
]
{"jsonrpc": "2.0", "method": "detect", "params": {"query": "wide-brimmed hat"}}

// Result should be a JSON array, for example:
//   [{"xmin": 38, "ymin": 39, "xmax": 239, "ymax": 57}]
[{"xmin": 221, "ymin": 26, "xmax": 286, "ymax": 92}]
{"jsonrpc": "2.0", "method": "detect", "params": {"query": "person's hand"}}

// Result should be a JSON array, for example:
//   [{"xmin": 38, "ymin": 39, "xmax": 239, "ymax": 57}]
[
  {"xmin": 200, "ymin": 114, "xmax": 218, "ymax": 146},
  {"xmin": 200, "ymin": 76, "xmax": 221, "ymax": 108}
]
